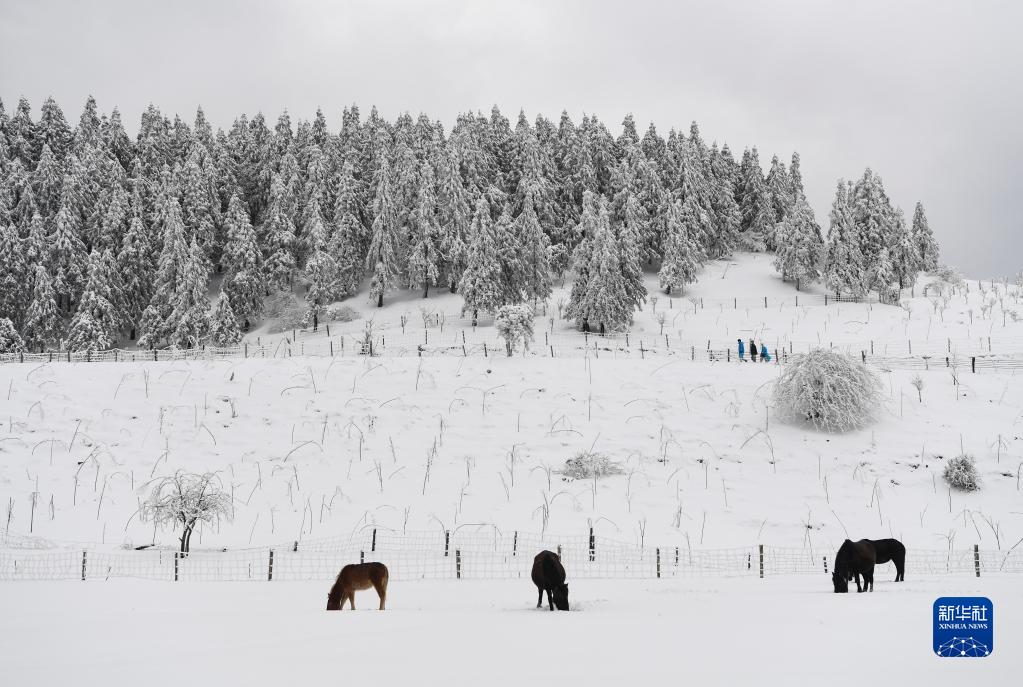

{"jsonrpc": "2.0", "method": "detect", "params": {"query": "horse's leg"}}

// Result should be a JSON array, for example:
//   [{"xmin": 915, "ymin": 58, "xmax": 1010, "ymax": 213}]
[
  {"xmin": 547, "ymin": 588, "xmax": 555, "ymax": 611},
  {"xmin": 536, "ymin": 587, "xmax": 543, "ymax": 608},
  {"xmin": 349, "ymin": 591, "xmax": 356, "ymax": 610},
  {"xmin": 867, "ymin": 568, "xmax": 875, "ymax": 592},
  {"xmin": 897, "ymin": 556, "xmax": 905, "ymax": 582},
  {"xmin": 375, "ymin": 578, "xmax": 387, "ymax": 610},
  {"xmin": 854, "ymin": 573, "xmax": 863, "ymax": 593}
]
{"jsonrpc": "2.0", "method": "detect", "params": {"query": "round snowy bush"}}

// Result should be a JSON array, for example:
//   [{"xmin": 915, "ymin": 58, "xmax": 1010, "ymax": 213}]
[
  {"xmin": 560, "ymin": 451, "xmax": 624, "ymax": 480},
  {"xmin": 772, "ymin": 348, "xmax": 883, "ymax": 432},
  {"xmin": 943, "ymin": 454, "xmax": 980, "ymax": 492}
]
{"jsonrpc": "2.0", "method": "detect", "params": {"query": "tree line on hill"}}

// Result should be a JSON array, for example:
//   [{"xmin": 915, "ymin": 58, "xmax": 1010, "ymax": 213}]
[{"xmin": 0, "ymin": 95, "xmax": 940, "ymax": 352}]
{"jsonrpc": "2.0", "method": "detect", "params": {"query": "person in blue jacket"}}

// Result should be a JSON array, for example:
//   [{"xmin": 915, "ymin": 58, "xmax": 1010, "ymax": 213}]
[
  {"xmin": 737, "ymin": 338, "xmax": 745, "ymax": 361},
  {"xmin": 760, "ymin": 343, "xmax": 771, "ymax": 362}
]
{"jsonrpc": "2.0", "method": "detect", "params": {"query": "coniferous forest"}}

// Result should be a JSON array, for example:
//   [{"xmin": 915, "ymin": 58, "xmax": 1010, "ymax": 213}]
[{"xmin": 0, "ymin": 96, "xmax": 940, "ymax": 352}]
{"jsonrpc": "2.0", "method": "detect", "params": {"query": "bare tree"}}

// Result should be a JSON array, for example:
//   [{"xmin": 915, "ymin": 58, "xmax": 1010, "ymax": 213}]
[
  {"xmin": 141, "ymin": 471, "xmax": 232, "ymax": 553},
  {"xmin": 772, "ymin": 349, "xmax": 883, "ymax": 432},
  {"xmin": 495, "ymin": 304, "xmax": 535, "ymax": 357}
]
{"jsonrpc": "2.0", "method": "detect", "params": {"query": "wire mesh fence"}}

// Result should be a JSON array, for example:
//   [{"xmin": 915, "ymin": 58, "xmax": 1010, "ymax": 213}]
[{"xmin": 1, "ymin": 528, "xmax": 1019, "ymax": 582}]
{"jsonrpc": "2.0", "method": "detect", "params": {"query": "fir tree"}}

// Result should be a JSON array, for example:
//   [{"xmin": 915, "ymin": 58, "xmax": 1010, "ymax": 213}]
[
  {"xmin": 772, "ymin": 195, "xmax": 824, "ymax": 290},
  {"xmin": 221, "ymin": 194, "xmax": 264, "ymax": 322},
  {"xmin": 514, "ymin": 186, "xmax": 553, "ymax": 304},
  {"xmin": 66, "ymin": 250, "xmax": 118, "ymax": 352},
  {"xmin": 208, "ymin": 292, "xmax": 243, "ymax": 347},
  {"xmin": 117, "ymin": 214, "xmax": 153, "ymax": 339},
  {"xmin": 738, "ymin": 147, "xmax": 772, "ymax": 251},
  {"xmin": 911, "ymin": 202, "xmax": 939, "ymax": 271},
  {"xmin": 23, "ymin": 265, "xmax": 63, "ymax": 351},
  {"xmin": 576, "ymin": 198, "xmax": 631, "ymax": 334},
  {"xmin": 823, "ymin": 181, "xmax": 866, "ymax": 297},
  {"xmin": 0, "ymin": 317, "xmax": 26, "ymax": 354},
  {"xmin": 0, "ymin": 224, "xmax": 28, "ymax": 325},
  {"xmin": 330, "ymin": 160, "xmax": 368, "ymax": 296},
  {"xmin": 365, "ymin": 156, "xmax": 404, "ymax": 306},
  {"xmin": 458, "ymin": 197, "xmax": 504, "ymax": 318},
  {"xmin": 658, "ymin": 196, "xmax": 702, "ymax": 295},
  {"xmin": 406, "ymin": 160, "xmax": 441, "ymax": 297},
  {"xmin": 436, "ymin": 149, "xmax": 471, "ymax": 293},
  {"xmin": 262, "ymin": 174, "xmax": 297, "ymax": 292}
]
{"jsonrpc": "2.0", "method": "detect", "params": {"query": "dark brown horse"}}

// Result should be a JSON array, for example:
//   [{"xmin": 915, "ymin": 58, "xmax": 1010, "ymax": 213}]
[
  {"xmin": 326, "ymin": 562, "xmax": 389, "ymax": 610},
  {"xmin": 531, "ymin": 550, "xmax": 569, "ymax": 611},
  {"xmin": 832, "ymin": 538, "xmax": 906, "ymax": 593}
]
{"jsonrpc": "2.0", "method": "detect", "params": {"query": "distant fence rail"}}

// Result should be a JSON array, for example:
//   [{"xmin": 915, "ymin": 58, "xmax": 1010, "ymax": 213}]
[
  {"xmin": 2, "ymin": 336, "xmax": 1021, "ymax": 373},
  {"xmin": 1, "ymin": 529, "xmax": 1019, "ymax": 582}
]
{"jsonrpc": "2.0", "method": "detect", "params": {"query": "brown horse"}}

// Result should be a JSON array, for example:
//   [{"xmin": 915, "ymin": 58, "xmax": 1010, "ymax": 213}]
[
  {"xmin": 531, "ymin": 550, "xmax": 569, "ymax": 611},
  {"xmin": 326, "ymin": 562, "xmax": 389, "ymax": 610}
]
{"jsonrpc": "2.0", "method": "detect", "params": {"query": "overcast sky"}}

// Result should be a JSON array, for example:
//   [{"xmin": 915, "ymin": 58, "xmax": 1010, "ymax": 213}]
[{"xmin": 2, "ymin": 0, "xmax": 1020, "ymax": 278}]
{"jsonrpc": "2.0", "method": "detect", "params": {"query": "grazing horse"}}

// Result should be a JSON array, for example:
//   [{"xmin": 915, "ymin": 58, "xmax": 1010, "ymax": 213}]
[
  {"xmin": 832, "ymin": 539, "xmax": 877, "ymax": 593},
  {"xmin": 870, "ymin": 538, "xmax": 906, "ymax": 582},
  {"xmin": 531, "ymin": 550, "xmax": 569, "ymax": 611},
  {"xmin": 326, "ymin": 562, "xmax": 389, "ymax": 610}
]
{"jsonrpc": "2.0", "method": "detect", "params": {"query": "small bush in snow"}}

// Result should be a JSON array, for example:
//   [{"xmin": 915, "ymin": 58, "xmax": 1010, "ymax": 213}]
[
  {"xmin": 495, "ymin": 304, "xmax": 535, "ymax": 357},
  {"xmin": 943, "ymin": 454, "xmax": 980, "ymax": 492},
  {"xmin": 0, "ymin": 318, "xmax": 26, "ymax": 354},
  {"xmin": 325, "ymin": 304, "xmax": 361, "ymax": 323},
  {"xmin": 772, "ymin": 348, "xmax": 883, "ymax": 432},
  {"xmin": 560, "ymin": 451, "xmax": 624, "ymax": 480}
]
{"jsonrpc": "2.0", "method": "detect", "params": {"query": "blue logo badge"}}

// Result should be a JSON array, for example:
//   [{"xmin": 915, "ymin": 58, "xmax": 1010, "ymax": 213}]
[{"xmin": 933, "ymin": 597, "xmax": 993, "ymax": 657}]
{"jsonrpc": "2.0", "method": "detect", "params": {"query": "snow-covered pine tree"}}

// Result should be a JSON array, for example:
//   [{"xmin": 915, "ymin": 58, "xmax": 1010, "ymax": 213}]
[
  {"xmin": 707, "ymin": 143, "xmax": 741, "ymax": 258},
  {"xmin": 851, "ymin": 168, "xmax": 894, "ymax": 292},
  {"xmin": 330, "ymin": 160, "xmax": 368, "ymax": 296},
  {"xmin": 577, "ymin": 198, "xmax": 631, "ymax": 334},
  {"xmin": 207, "ymin": 292, "xmax": 243, "ymax": 347},
  {"xmin": 514, "ymin": 186, "xmax": 553, "ymax": 304},
  {"xmin": 458, "ymin": 197, "xmax": 504, "ymax": 318},
  {"xmin": 436, "ymin": 149, "xmax": 471, "ymax": 293},
  {"xmin": 565, "ymin": 191, "xmax": 600, "ymax": 324},
  {"xmin": 0, "ymin": 224, "xmax": 28, "ymax": 326},
  {"xmin": 823, "ymin": 180, "xmax": 866, "ymax": 297},
  {"xmin": 789, "ymin": 152, "xmax": 805, "ymax": 199},
  {"xmin": 365, "ymin": 155, "xmax": 405, "ymax": 307},
  {"xmin": 221, "ymin": 194, "xmax": 264, "ymax": 323},
  {"xmin": 765, "ymin": 154, "xmax": 794, "ymax": 228},
  {"xmin": 47, "ymin": 200, "xmax": 89, "ymax": 312},
  {"xmin": 886, "ymin": 206, "xmax": 918, "ymax": 291},
  {"xmin": 494, "ymin": 203, "xmax": 525, "ymax": 305},
  {"xmin": 658, "ymin": 195, "xmax": 702, "ymax": 295},
  {"xmin": 738, "ymin": 147, "xmax": 772, "ymax": 251},
  {"xmin": 170, "ymin": 236, "xmax": 212, "ymax": 348},
  {"xmin": 303, "ymin": 207, "xmax": 338, "ymax": 324},
  {"xmin": 22, "ymin": 264, "xmax": 63, "ymax": 351},
  {"xmin": 911, "ymin": 201, "xmax": 939, "ymax": 271},
  {"xmin": 66, "ymin": 250, "xmax": 119, "ymax": 352},
  {"xmin": 261, "ymin": 174, "xmax": 298, "ymax": 293},
  {"xmin": 32, "ymin": 143, "xmax": 65, "ymax": 217},
  {"xmin": 772, "ymin": 195, "xmax": 824, "ymax": 290},
  {"xmin": 0, "ymin": 317, "xmax": 26, "ymax": 354},
  {"xmin": 406, "ymin": 160, "xmax": 441, "ymax": 297},
  {"xmin": 117, "ymin": 213, "xmax": 153, "ymax": 339},
  {"xmin": 617, "ymin": 195, "xmax": 648, "ymax": 309}
]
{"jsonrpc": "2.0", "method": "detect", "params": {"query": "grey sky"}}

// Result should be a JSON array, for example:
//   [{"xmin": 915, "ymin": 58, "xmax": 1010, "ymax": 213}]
[{"xmin": 2, "ymin": 0, "xmax": 1020, "ymax": 278}]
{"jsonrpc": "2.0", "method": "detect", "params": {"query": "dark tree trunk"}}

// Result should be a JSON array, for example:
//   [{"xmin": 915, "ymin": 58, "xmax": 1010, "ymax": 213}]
[
  {"xmin": 377, "ymin": 292, "xmax": 383, "ymax": 308},
  {"xmin": 423, "ymin": 283, "xmax": 429, "ymax": 298},
  {"xmin": 313, "ymin": 310, "xmax": 318, "ymax": 331}
]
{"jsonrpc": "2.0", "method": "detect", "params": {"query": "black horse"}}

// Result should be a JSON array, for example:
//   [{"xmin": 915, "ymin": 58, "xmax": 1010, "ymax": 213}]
[
  {"xmin": 532, "ymin": 550, "xmax": 569, "ymax": 611},
  {"xmin": 832, "ymin": 538, "xmax": 906, "ymax": 593}
]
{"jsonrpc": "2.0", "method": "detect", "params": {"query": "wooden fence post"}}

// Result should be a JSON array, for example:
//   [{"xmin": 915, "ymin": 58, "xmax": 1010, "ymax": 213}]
[
  {"xmin": 267, "ymin": 550, "xmax": 274, "ymax": 581},
  {"xmin": 971, "ymin": 357, "xmax": 976, "ymax": 373},
  {"xmin": 823, "ymin": 556, "xmax": 828, "ymax": 574},
  {"xmin": 445, "ymin": 530, "xmax": 450, "ymax": 557},
  {"xmin": 656, "ymin": 548, "xmax": 661, "ymax": 578},
  {"xmin": 758, "ymin": 544, "xmax": 765, "ymax": 578},
  {"xmin": 360, "ymin": 550, "xmax": 365, "ymax": 564},
  {"xmin": 81, "ymin": 550, "xmax": 87, "ymax": 581},
  {"xmin": 372, "ymin": 528, "xmax": 377, "ymax": 552},
  {"xmin": 456, "ymin": 549, "xmax": 462, "ymax": 579},
  {"xmin": 174, "ymin": 552, "xmax": 179, "ymax": 581},
  {"xmin": 974, "ymin": 544, "xmax": 981, "ymax": 577},
  {"xmin": 589, "ymin": 528, "xmax": 595, "ymax": 562}
]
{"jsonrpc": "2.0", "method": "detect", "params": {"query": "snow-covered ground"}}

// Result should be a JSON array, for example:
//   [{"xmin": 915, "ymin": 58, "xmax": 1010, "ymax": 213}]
[{"xmin": 1, "ymin": 576, "xmax": 1017, "ymax": 686}]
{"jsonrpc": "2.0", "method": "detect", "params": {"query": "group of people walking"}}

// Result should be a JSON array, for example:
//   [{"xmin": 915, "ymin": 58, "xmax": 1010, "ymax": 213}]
[{"xmin": 737, "ymin": 338, "xmax": 771, "ymax": 362}]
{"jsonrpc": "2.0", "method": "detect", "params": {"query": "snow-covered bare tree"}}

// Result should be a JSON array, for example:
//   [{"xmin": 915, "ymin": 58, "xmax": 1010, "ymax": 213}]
[
  {"xmin": 772, "ymin": 348, "xmax": 883, "ymax": 432},
  {"xmin": 140, "ymin": 471, "xmax": 233, "ymax": 553},
  {"xmin": 494, "ymin": 303, "xmax": 535, "ymax": 356}
]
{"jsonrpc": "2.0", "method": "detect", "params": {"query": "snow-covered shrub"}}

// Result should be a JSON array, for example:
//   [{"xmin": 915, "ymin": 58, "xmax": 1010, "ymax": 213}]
[
  {"xmin": 561, "ymin": 451, "xmax": 624, "ymax": 480},
  {"xmin": 943, "ymin": 454, "xmax": 980, "ymax": 492},
  {"xmin": 930, "ymin": 265, "xmax": 964, "ymax": 294},
  {"xmin": 0, "ymin": 318, "xmax": 26, "ymax": 354},
  {"xmin": 772, "ymin": 348, "xmax": 883, "ymax": 432},
  {"xmin": 495, "ymin": 304, "xmax": 535, "ymax": 357},
  {"xmin": 325, "ymin": 304, "xmax": 360, "ymax": 323},
  {"xmin": 266, "ymin": 293, "xmax": 309, "ymax": 334},
  {"xmin": 140, "ymin": 471, "xmax": 233, "ymax": 553}
]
